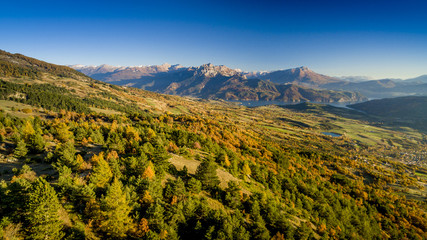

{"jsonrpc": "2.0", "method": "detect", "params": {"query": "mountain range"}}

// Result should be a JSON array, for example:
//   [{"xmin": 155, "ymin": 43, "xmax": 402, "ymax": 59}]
[
  {"xmin": 72, "ymin": 63, "xmax": 427, "ymax": 101},
  {"xmin": 71, "ymin": 64, "xmax": 342, "ymax": 88},
  {"xmin": 324, "ymin": 78, "xmax": 427, "ymax": 98},
  {"xmin": 71, "ymin": 64, "xmax": 366, "ymax": 102}
]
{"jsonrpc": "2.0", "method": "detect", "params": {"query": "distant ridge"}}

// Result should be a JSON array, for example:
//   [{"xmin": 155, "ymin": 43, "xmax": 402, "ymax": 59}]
[
  {"xmin": 350, "ymin": 96, "xmax": 427, "ymax": 119},
  {"xmin": 251, "ymin": 66, "xmax": 344, "ymax": 87},
  {"xmin": 72, "ymin": 63, "xmax": 366, "ymax": 103},
  {"xmin": 325, "ymin": 78, "xmax": 427, "ymax": 98}
]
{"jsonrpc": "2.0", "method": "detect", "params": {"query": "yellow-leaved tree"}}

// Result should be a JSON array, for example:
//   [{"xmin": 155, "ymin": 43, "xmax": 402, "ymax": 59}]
[{"xmin": 90, "ymin": 153, "xmax": 113, "ymax": 188}]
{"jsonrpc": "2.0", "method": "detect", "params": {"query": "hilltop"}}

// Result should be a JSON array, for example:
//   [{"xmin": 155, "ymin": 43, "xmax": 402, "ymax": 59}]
[{"xmin": 0, "ymin": 50, "xmax": 88, "ymax": 80}]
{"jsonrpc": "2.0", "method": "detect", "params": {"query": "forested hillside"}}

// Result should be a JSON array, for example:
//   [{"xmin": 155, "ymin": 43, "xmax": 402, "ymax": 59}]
[
  {"xmin": 0, "ymin": 51, "xmax": 426, "ymax": 239},
  {"xmin": 0, "ymin": 50, "xmax": 88, "ymax": 79}
]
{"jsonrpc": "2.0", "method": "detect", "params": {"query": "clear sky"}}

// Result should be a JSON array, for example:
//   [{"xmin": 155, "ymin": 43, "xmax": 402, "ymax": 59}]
[{"xmin": 1, "ymin": 0, "xmax": 427, "ymax": 79}]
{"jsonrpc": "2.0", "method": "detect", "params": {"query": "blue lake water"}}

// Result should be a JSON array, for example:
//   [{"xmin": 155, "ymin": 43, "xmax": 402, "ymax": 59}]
[
  {"xmin": 227, "ymin": 100, "xmax": 356, "ymax": 108},
  {"xmin": 322, "ymin": 132, "xmax": 342, "ymax": 137}
]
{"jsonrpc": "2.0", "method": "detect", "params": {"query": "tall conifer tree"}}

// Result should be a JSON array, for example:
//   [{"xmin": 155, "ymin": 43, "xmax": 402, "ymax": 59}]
[
  {"xmin": 101, "ymin": 177, "xmax": 133, "ymax": 238},
  {"xmin": 26, "ymin": 178, "xmax": 64, "ymax": 240},
  {"xmin": 195, "ymin": 159, "xmax": 220, "ymax": 189}
]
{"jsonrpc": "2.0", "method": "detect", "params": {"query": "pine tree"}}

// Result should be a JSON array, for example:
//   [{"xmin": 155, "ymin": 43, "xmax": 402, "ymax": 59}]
[
  {"xmin": 242, "ymin": 162, "xmax": 252, "ymax": 178},
  {"xmin": 54, "ymin": 122, "xmax": 73, "ymax": 142},
  {"xmin": 187, "ymin": 177, "xmax": 202, "ymax": 194},
  {"xmin": 30, "ymin": 132, "xmax": 46, "ymax": 153},
  {"xmin": 74, "ymin": 126, "xmax": 87, "ymax": 141},
  {"xmin": 195, "ymin": 159, "xmax": 220, "ymax": 189},
  {"xmin": 225, "ymin": 181, "xmax": 242, "ymax": 208},
  {"xmin": 90, "ymin": 154, "xmax": 113, "ymax": 188},
  {"xmin": 252, "ymin": 215, "xmax": 271, "ymax": 240},
  {"xmin": 101, "ymin": 177, "xmax": 133, "ymax": 238},
  {"xmin": 164, "ymin": 177, "xmax": 186, "ymax": 203},
  {"xmin": 146, "ymin": 200, "xmax": 165, "ymax": 233},
  {"xmin": 125, "ymin": 125, "xmax": 141, "ymax": 142},
  {"xmin": 216, "ymin": 151, "xmax": 231, "ymax": 167},
  {"xmin": 25, "ymin": 178, "xmax": 64, "ymax": 240},
  {"xmin": 106, "ymin": 131, "xmax": 125, "ymax": 154},
  {"xmin": 14, "ymin": 139, "xmax": 28, "ymax": 158},
  {"xmin": 75, "ymin": 154, "xmax": 85, "ymax": 170},
  {"xmin": 151, "ymin": 144, "xmax": 170, "ymax": 176},
  {"xmin": 89, "ymin": 128, "xmax": 104, "ymax": 144},
  {"xmin": 55, "ymin": 141, "xmax": 77, "ymax": 169}
]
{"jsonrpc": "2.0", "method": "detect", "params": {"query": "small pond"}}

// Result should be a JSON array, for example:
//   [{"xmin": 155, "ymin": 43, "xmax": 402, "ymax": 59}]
[{"xmin": 322, "ymin": 132, "xmax": 342, "ymax": 137}]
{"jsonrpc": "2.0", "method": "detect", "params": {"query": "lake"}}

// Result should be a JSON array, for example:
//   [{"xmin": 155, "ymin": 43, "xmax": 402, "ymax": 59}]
[
  {"xmin": 227, "ymin": 100, "xmax": 359, "ymax": 108},
  {"xmin": 322, "ymin": 132, "xmax": 342, "ymax": 137}
]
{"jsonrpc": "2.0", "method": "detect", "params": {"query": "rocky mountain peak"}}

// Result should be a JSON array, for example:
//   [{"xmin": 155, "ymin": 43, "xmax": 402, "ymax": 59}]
[
  {"xmin": 195, "ymin": 63, "xmax": 240, "ymax": 77},
  {"xmin": 291, "ymin": 66, "xmax": 312, "ymax": 76},
  {"xmin": 297, "ymin": 66, "xmax": 310, "ymax": 71}
]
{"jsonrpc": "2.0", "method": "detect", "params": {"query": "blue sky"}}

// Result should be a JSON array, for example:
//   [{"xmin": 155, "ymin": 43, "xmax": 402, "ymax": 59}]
[{"xmin": 1, "ymin": 0, "xmax": 427, "ymax": 79}]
